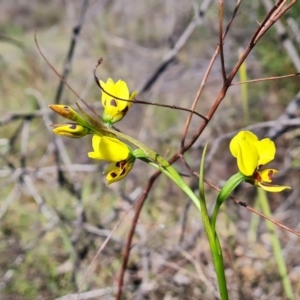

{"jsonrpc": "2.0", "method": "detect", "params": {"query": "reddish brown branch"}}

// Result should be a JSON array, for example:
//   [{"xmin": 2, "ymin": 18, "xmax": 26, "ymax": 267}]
[
  {"xmin": 115, "ymin": 175, "xmax": 158, "ymax": 300},
  {"xmin": 219, "ymin": 0, "xmax": 227, "ymax": 82},
  {"xmin": 180, "ymin": 0, "xmax": 242, "ymax": 149}
]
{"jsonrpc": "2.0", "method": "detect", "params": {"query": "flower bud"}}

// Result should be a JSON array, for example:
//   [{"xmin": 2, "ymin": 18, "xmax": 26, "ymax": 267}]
[
  {"xmin": 49, "ymin": 105, "xmax": 89, "ymax": 126},
  {"xmin": 52, "ymin": 123, "xmax": 90, "ymax": 138}
]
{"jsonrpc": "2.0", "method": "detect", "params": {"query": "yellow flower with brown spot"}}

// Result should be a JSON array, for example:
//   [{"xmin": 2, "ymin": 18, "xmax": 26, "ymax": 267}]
[
  {"xmin": 88, "ymin": 135, "xmax": 135, "ymax": 184},
  {"xmin": 229, "ymin": 131, "xmax": 291, "ymax": 192},
  {"xmin": 100, "ymin": 78, "xmax": 138, "ymax": 125}
]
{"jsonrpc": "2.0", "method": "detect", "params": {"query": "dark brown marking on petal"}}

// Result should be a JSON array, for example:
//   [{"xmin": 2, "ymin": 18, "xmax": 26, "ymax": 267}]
[
  {"xmin": 119, "ymin": 160, "xmax": 126, "ymax": 169},
  {"xmin": 253, "ymin": 171, "xmax": 261, "ymax": 182},
  {"xmin": 268, "ymin": 170, "xmax": 274, "ymax": 180},
  {"xmin": 120, "ymin": 168, "xmax": 126, "ymax": 176},
  {"xmin": 110, "ymin": 99, "xmax": 117, "ymax": 107},
  {"xmin": 111, "ymin": 172, "xmax": 117, "ymax": 178},
  {"xmin": 121, "ymin": 106, "xmax": 129, "ymax": 114},
  {"xmin": 64, "ymin": 106, "xmax": 70, "ymax": 111},
  {"xmin": 69, "ymin": 123, "xmax": 77, "ymax": 129}
]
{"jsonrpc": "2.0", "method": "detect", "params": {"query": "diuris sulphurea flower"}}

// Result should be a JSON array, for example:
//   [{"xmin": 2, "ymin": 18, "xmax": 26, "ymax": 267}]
[
  {"xmin": 100, "ymin": 78, "xmax": 138, "ymax": 126},
  {"xmin": 88, "ymin": 135, "xmax": 135, "ymax": 185},
  {"xmin": 230, "ymin": 131, "xmax": 290, "ymax": 192}
]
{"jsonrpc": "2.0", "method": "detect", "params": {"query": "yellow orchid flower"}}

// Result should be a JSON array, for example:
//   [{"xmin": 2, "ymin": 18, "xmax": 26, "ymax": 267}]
[
  {"xmin": 88, "ymin": 135, "xmax": 135, "ymax": 184},
  {"xmin": 100, "ymin": 78, "xmax": 138, "ymax": 125},
  {"xmin": 229, "ymin": 131, "xmax": 290, "ymax": 192}
]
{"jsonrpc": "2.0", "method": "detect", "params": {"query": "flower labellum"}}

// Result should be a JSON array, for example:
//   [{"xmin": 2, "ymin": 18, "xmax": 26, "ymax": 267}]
[{"xmin": 104, "ymin": 158, "xmax": 135, "ymax": 185}]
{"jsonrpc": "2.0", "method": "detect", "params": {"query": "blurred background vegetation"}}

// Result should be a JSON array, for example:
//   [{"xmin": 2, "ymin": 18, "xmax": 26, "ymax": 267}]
[{"xmin": 0, "ymin": 0, "xmax": 300, "ymax": 299}]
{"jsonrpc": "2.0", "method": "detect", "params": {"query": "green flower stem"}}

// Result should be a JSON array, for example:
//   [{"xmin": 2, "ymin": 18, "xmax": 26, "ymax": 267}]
[
  {"xmin": 211, "ymin": 172, "xmax": 244, "ymax": 234},
  {"xmin": 257, "ymin": 188, "xmax": 293, "ymax": 300},
  {"xmin": 199, "ymin": 143, "xmax": 228, "ymax": 300},
  {"xmin": 148, "ymin": 148, "xmax": 228, "ymax": 300},
  {"xmin": 213, "ymin": 233, "xmax": 228, "ymax": 299}
]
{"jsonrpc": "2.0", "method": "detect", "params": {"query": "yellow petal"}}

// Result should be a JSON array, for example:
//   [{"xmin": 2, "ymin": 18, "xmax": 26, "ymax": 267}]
[
  {"xmin": 258, "ymin": 182, "xmax": 291, "ymax": 192},
  {"xmin": 125, "ymin": 91, "xmax": 138, "ymax": 110},
  {"xmin": 229, "ymin": 131, "xmax": 258, "ymax": 158},
  {"xmin": 100, "ymin": 78, "xmax": 115, "ymax": 107},
  {"xmin": 115, "ymin": 80, "xmax": 129, "ymax": 110},
  {"xmin": 236, "ymin": 141, "xmax": 258, "ymax": 176},
  {"xmin": 88, "ymin": 135, "xmax": 129, "ymax": 162},
  {"xmin": 91, "ymin": 134, "xmax": 101, "ymax": 151},
  {"xmin": 130, "ymin": 91, "xmax": 138, "ymax": 100},
  {"xmin": 106, "ymin": 78, "xmax": 115, "ymax": 94},
  {"xmin": 243, "ymin": 131, "xmax": 259, "ymax": 143},
  {"xmin": 88, "ymin": 135, "xmax": 102, "ymax": 159},
  {"xmin": 255, "ymin": 138, "xmax": 276, "ymax": 166}
]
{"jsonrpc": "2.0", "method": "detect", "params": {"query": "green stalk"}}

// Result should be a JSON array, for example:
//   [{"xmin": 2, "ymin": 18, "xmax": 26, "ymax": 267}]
[
  {"xmin": 199, "ymin": 143, "xmax": 228, "ymax": 300},
  {"xmin": 257, "ymin": 188, "xmax": 293, "ymax": 300},
  {"xmin": 148, "ymin": 145, "xmax": 229, "ymax": 300},
  {"xmin": 211, "ymin": 172, "xmax": 244, "ymax": 234}
]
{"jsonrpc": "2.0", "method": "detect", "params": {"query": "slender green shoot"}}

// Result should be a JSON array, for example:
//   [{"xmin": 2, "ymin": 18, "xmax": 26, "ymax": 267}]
[
  {"xmin": 199, "ymin": 143, "xmax": 229, "ymax": 300},
  {"xmin": 211, "ymin": 172, "xmax": 244, "ymax": 234}
]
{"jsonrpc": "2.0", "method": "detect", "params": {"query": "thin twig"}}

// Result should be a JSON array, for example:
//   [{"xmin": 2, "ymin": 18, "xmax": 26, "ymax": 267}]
[
  {"xmin": 204, "ymin": 179, "xmax": 300, "ymax": 237},
  {"xmin": 219, "ymin": 0, "xmax": 227, "ymax": 82},
  {"xmin": 232, "ymin": 72, "xmax": 300, "ymax": 85},
  {"xmin": 180, "ymin": 0, "xmax": 242, "ymax": 148}
]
